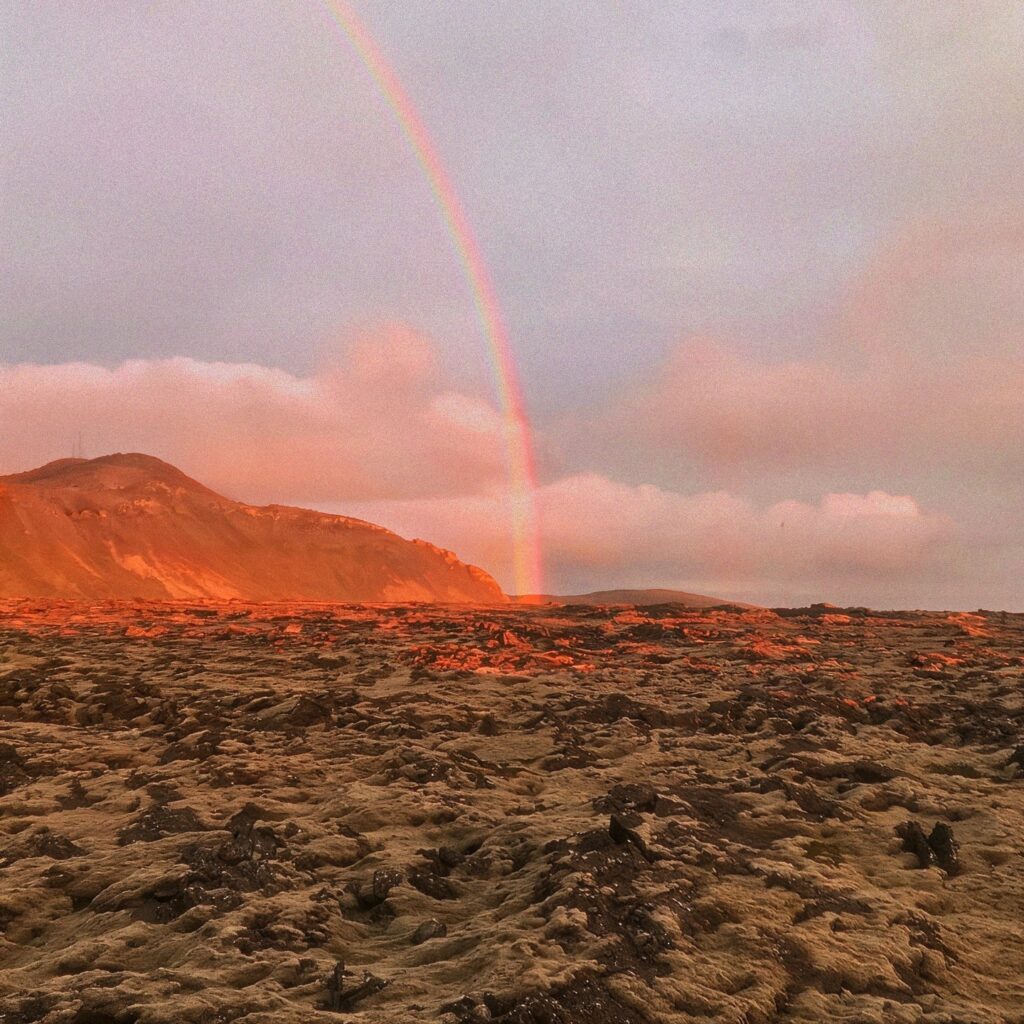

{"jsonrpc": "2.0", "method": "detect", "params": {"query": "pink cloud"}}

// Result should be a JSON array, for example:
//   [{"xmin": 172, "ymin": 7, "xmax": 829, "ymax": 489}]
[
  {"xmin": 0, "ymin": 327, "xmax": 512, "ymax": 504},
  {"xmin": 343, "ymin": 475, "xmax": 954, "ymax": 605},
  {"xmin": 599, "ymin": 216, "xmax": 1024, "ymax": 484}
]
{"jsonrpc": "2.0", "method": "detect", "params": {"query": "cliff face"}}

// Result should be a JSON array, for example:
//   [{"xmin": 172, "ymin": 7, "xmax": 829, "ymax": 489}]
[{"xmin": 0, "ymin": 454, "xmax": 506, "ymax": 603}]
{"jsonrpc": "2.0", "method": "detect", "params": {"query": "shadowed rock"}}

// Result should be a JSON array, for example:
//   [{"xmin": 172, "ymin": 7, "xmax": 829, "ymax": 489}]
[
  {"xmin": 928, "ymin": 822, "xmax": 961, "ymax": 876},
  {"xmin": 411, "ymin": 918, "xmax": 448, "ymax": 944},
  {"xmin": 118, "ymin": 804, "xmax": 208, "ymax": 845},
  {"xmin": 896, "ymin": 820, "xmax": 935, "ymax": 868},
  {"xmin": 608, "ymin": 814, "xmax": 655, "ymax": 862},
  {"xmin": 896, "ymin": 819, "xmax": 962, "ymax": 875},
  {"xmin": 323, "ymin": 962, "xmax": 388, "ymax": 1011},
  {"xmin": 351, "ymin": 868, "xmax": 403, "ymax": 909}
]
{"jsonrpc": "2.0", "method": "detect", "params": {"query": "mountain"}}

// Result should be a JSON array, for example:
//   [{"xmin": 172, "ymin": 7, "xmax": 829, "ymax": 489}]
[
  {"xmin": 0, "ymin": 454, "xmax": 506, "ymax": 603},
  {"xmin": 516, "ymin": 588, "xmax": 752, "ymax": 608}
]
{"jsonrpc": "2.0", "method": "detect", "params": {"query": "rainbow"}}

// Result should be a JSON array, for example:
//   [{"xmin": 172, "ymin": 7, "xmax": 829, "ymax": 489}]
[{"xmin": 321, "ymin": 1, "xmax": 543, "ymax": 597}]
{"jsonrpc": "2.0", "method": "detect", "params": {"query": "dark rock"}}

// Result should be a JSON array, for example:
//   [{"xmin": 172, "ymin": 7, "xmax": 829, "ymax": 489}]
[
  {"xmin": 411, "ymin": 918, "xmax": 448, "ymax": 944},
  {"xmin": 220, "ymin": 805, "xmax": 283, "ymax": 865},
  {"xmin": 118, "ymin": 804, "xmax": 207, "ymax": 845},
  {"xmin": 352, "ymin": 867, "xmax": 403, "ymax": 909},
  {"xmin": 895, "ymin": 819, "xmax": 961, "ymax": 876},
  {"xmin": 407, "ymin": 867, "xmax": 458, "ymax": 900},
  {"xmin": 254, "ymin": 694, "xmax": 331, "ymax": 731},
  {"xmin": 323, "ymin": 962, "xmax": 388, "ymax": 1011},
  {"xmin": 438, "ymin": 845, "xmax": 464, "ymax": 869},
  {"xmin": 417, "ymin": 845, "xmax": 465, "ymax": 876},
  {"xmin": 324, "ymin": 962, "xmax": 346, "ymax": 1011},
  {"xmin": 372, "ymin": 867, "xmax": 403, "ymax": 901},
  {"xmin": 595, "ymin": 693, "xmax": 670, "ymax": 728},
  {"xmin": 0, "ymin": 742, "xmax": 30, "ymax": 796},
  {"xmin": 896, "ymin": 820, "xmax": 934, "ymax": 869},
  {"xmin": 0, "ymin": 742, "xmax": 23, "ymax": 765},
  {"xmin": 439, "ymin": 995, "xmax": 488, "ymax": 1021},
  {"xmin": 29, "ymin": 831, "xmax": 83, "ymax": 860},
  {"xmin": 458, "ymin": 976, "xmax": 646, "ymax": 1024},
  {"xmin": 594, "ymin": 783, "xmax": 658, "ymax": 814},
  {"xmin": 57, "ymin": 777, "xmax": 93, "ymax": 809},
  {"xmin": 783, "ymin": 781, "xmax": 839, "ymax": 819},
  {"xmin": 849, "ymin": 759, "xmax": 896, "ymax": 783},
  {"xmin": 928, "ymin": 822, "xmax": 961, "ymax": 876},
  {"xmin": 0, "ymin": 829, "xmax": 85, "ymax": 867},
  {"xmin": 608, "ymin": 814, "xmax": 655, "ymax": 862},
  {"xmin": 608, "ymin": 813, "xmax": 632, "ymax": 845},
  {"xmin": 159, "ymin": 731, "xmax": 221, "ymax": 764}
]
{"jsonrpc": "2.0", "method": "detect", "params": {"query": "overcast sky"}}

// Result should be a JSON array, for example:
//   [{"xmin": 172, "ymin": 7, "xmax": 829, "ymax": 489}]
[{"xmin": 3, "ymin": 1, "xmax": 1022, "ymax": 607}]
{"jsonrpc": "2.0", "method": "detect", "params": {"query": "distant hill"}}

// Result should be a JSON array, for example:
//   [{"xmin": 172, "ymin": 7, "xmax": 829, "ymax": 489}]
[
  {"xmin": 0, "ymin": 454, "xmax": 506, "ymax": 603},
  {"xmin": 516, "ymin": 588, "xmax": 754, "ymax": 608}
]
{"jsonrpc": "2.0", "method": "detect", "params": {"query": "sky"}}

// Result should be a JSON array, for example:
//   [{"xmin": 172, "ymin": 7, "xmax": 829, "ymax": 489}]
[{"xmin": 2, "ymin": 1, "xmax": 1023, "ymax": 608}]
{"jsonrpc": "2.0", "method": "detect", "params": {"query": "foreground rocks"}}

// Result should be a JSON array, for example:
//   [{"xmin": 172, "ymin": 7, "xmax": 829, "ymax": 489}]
[{"xmin": 0, "ymin": 600, "xmax": 1022, "ymax": 1022}]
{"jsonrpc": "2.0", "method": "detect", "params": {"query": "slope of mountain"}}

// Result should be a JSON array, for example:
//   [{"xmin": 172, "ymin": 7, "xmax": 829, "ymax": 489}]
[
  {"xmin": 0, "ymin": 454, "xmax": 506, "ymax": 603},
  {"xmin": 516, "ymin": 587, "xmax": 753, "ymax": 608}
]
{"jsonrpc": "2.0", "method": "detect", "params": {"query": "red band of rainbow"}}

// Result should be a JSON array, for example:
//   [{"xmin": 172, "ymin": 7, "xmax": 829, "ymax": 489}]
[{"xmin": 322, "ymin": 1, "xmax": 543, "ymax": 598}]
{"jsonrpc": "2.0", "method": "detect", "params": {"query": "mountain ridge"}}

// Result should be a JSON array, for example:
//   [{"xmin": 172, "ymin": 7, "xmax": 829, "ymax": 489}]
[
  {"xmin": 0, "ymin": 454, "xmax": 505, "ymax": 603},
  {"xmin": 516, "ymin": 587, "xmax": 754, "ymax": 608}
]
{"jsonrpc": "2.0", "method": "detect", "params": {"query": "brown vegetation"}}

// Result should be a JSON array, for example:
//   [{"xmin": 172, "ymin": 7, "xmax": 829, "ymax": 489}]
[{"xmin": 0, "ymin": 601, "xmax": 1022, "ymax": 1022}]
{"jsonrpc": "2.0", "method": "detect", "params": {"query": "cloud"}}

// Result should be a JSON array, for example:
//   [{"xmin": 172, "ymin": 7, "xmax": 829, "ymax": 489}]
[
  {"xmin": 542, "ymin": 211, "xmax": 1024, "ymax": 608},
  {"xmin": 0, "ymin": 327, "xmax": 512, "ymax": 504},
  {"xmin": 612, "ymin": 336, "xmax": 1024, "ymax": 484},
  {"xmin": 0, "ymin": 333, "xmax": 964, "ymax": 606},
  {"xmin": 594, "ymin": 215, "xmax": 1024, "ymax": 495},
  {"xmin": 343, "ymin": 475, "xmax": 954, "ymax": 606}
]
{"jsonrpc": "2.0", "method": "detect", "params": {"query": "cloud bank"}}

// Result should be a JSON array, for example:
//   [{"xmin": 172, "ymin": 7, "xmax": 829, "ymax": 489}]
[
  {"xmin": 0, "ymin": 309, "xmax": 1005, "ymax": 608},
  {"xmin": 344, "ymin": 475, "xmax": 955, "ymax": 608},
  {"xmin": 591, "ymin": 216, "xmax": 1024, "ymax": 495},
  {"xmin": 0, "ymin": 328, "xmax": 509, "ymax": 505}
]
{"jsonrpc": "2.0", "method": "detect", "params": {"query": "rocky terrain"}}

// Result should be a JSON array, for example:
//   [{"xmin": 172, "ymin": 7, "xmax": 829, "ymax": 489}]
[
  {"xmin": 0, "ymin": 456, "xmax": 504, "ymax": 603},
  {"xmin": 0, "ymin": 600, "xmax": 1022, "ymax": 1023}
]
